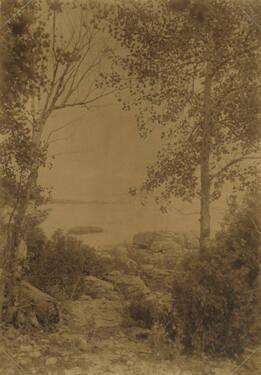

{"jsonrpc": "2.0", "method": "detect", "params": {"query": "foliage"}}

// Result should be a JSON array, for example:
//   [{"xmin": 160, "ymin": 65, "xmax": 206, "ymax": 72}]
[
  {"xmin": 26, "ymin": 229, "xmax": 96, "ymax": 299},
  {"xmin": 107, "ymin": 0, "xmax": 260, "ymax": 202},
  {"xmin": 126, "ymin": 298, "xmax": 156, "ymax": 329},
  {"xmin": 1, "ymin": 0, "xmax": 111, "ymax": 219},
  {"xmin": 148, "ymin": 323, "xmax": 179, "ymax": 360},
  {"xmin": 105, "ymin": 0, "xmax": 260, "ymax": 245},
  {"xmin": 0, "ymin": 0, "xmax": 113, "ymax": 321},
  {"xmin": 125, "ymin": 296, "xmax": 174, "ymax": 333},
  {"xmin": 171, "ymin": 187, "xmax": 260, "ymax": 356}
]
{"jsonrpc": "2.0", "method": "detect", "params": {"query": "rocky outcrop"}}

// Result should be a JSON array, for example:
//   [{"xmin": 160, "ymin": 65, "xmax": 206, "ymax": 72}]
[
  {"xmin": 141, "ymin": 267, "xmax": 174, "ymax": 292},
  {"xmin": 64, "ymin": 298, "xmax": 124, "ymax": 338},
  {"xmin": 83, "ymin": 276, "xmax": 119, "ymax": 300},
  {"xmin": 129, "ymin": 231, "xmax": 199, "ymax": 295},
  {"xmin": 133, "ymin": 232, "xmax": 161, "ymax": 249},
  {"xmin": 105, "ymin": 271, "xmax": 151, "ymax": 300},
  {"xmin": 133, "ymin": 231, "xmax": 198, "ymax": 253},
  {"xmin": 18, "ymin": 281, "xmax": 59, "ymax": 327}
]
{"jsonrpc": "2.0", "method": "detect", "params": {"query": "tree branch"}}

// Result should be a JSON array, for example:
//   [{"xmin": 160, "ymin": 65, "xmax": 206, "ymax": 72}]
[
  {"xmin": 53, "ymin": 88, "xmax": 119, "ymax": 111},
  {"xmin": 210, "ymin": 156, "xmax": 261, "ymax": 180}
]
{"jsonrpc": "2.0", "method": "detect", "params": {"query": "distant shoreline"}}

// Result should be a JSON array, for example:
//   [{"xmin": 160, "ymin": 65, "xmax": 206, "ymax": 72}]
[
  {"xmin": 49, "ymin": 199, "xmax": 114, "ymax": 205},
  {"xmin": 68, "ymin": 226, "xmax": 104, "ymax": 235}
]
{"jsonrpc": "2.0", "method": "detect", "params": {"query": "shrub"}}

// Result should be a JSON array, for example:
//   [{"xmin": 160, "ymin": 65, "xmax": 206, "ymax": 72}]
[
  {"xmin": 126, "ymin": 298, "xmax": 156, "ymax": 329},
  {"xmin": 125, "ymin": 296, "xmax": 174, "ymax": 334},
  {"xmin": 172, "ymin": 188, "xmax": 260, "ymax": 357},
  {"xmin": 148, "ymin": 323, "xmax": 179, "ymax": 360},
  {"xmin": 26, "ymin": 229, "xmax": 96, "ymax": 299}
]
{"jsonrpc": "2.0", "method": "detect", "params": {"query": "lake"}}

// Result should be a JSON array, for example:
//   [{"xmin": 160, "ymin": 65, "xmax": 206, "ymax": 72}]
[{"xmin": 41, "ymin": 200, "xmax": 224, "ymax": 249}]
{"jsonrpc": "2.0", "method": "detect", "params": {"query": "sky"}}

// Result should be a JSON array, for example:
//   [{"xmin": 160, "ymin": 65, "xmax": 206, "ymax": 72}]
[
  {"xmin": 39, "ymin": 98, "xmax": 161, "ymax": 202},
  {"xmin": 36, "ymin": 1, "xmax": 233, "ymax": 239},
  {"xmin": 37, "ymin": 2, "xmax": 153, "ymax": 202}
]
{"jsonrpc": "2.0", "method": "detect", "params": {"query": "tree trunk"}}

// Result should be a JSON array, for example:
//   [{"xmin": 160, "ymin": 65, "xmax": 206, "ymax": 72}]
[
  {"xmin": 4, "ymin": 166, "xmax": 39, "ymax": 323},
  {"xmin": 200, "ymin": 145, "xmax": 211, "ymax": 251},
  {"xmin": 199, "ymin": 61, "xmax": 212, "ymax": 251},
  {"xmin": 3, "ymin": 126, "xmax": 43, "ymax": 324}
]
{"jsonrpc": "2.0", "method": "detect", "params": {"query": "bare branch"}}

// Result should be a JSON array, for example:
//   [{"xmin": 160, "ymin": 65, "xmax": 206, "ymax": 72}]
[
  {"xmin": 45, "ymin": 114, "xmax": 87, "ymax": 143},
  {"xmin": 173, "ymin": 206, "xmax": 199, "ymax": 216},
  {"xmin": 246, "ymin": 214, "xmax": 261, "ymax": 235},
  {"xmin": 53, "ymin": 88, "xmax": 120, "ymax": 111}
]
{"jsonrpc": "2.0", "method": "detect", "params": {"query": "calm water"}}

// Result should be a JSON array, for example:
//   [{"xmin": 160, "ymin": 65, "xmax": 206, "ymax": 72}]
[{"xmin": 41, "ymin": 200, "xmax": 224, "ymax": 249}]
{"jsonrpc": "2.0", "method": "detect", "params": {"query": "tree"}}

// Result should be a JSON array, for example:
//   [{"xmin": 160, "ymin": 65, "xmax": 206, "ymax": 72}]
[
  {"xmin": 106, "ymin": 0, "xmax": 261, "ymax": 250},
  {"xmin": 171, "ymin": 182, "xmax": 260, "ymax": 356},
  {"xmin": 0, "ymin": 0, "xmax": 112, "ymax": 324}
]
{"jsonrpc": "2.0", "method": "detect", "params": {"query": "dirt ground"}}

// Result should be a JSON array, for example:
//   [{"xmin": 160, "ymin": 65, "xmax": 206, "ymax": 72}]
[{"xmin": 0, "ymin": 326, "xmax": 260, "ymax": 375}]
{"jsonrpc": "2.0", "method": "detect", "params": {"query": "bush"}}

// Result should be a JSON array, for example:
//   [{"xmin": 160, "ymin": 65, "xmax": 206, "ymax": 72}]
[
  {"xmin": 171, "ymin": 188, "xmax": 260, "ymax": 357},
  {"xmin": 125, "ymin": 296, "xmax": 174, "ymax": 334},
  {"xmin": 126, "ymin": 298, "xmax": 156, "ymax": 329},
  {"xmin": 26, "ymin": 229, "xmax": 97, "ymax": 299}
]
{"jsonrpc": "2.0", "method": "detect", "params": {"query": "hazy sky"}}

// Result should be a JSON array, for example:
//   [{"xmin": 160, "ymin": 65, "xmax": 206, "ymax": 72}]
[
  {"xmin": 37, "ymin": 2, "xmax": 231, "ymax": 238},
  {"xmin": 39, "ymin": 98, "xmax": 161, "ymax": 202},
  {"xmin": 38, "ymin": 2, "xmax": 160, "ymax": 203}
]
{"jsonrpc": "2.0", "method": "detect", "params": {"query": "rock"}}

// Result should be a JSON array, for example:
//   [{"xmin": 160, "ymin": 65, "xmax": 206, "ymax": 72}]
[
  {"xmin": 133, "ymin": 232, "xmax": 160, "ymax": 249},
  {"xmin": 19, "ymin": 358, "xmax": 31, "ymax": 366},
  {"xmin": 83, "ymin": 276, "xmax": 118, "ymax": 300},
  {"xmin": 128, "ymin": 327, "xmax": 151, "ymax": 340},
  {"xmin": 30, "ymin": 351, "xmax": 41, "ymax": 358},
  {"xmin": 106, "ymin": 245, "xmax": 129, "ymax": 258},
  {"xmin": 105, "ymin": 271, "xmax": 151, "ymax": 299},
  {"xmin": 45, "ymin": 357, "xmax": 58, "ymax": 366},
  {"xmin": 142, "ymin": 267, "xmax": 174, "ymax": 292},
  {"xmin": 133, "ymin": 231, "xmax": 187, "ymax": 249},
  {"xmin": 76, "ymin": 337, "xmax": 89, "ymax": 351},
  {"xmin": 104, "ymin": 245, "xmax": 138, "ymax": 274},
  {"xmin": 64, "ymin": 299, "xmax": 124, "ymax": 337},
  {"xmin": 114, "ymin": 256, "xmax": 138, "ymax": 274},
  {"xmin": 128, "ymin": 247, "xmax": 151, "ymax": 266},
  {"xmin": 20, "ymin": 344, "xmax": 33, "ymax": 353},
  {"xmin": 64, "ymin": 367, "xmax": 82, "ymax": 375},
  {"xmin": 55, "ymin": 333, "xmax": 90, "ymax": 351},
  {"xmin": 78, "ymin": 295, "xmax": 92, "ymax": 301},
  {"xmin": 5, "ymin": 328, "xmax": 18, "ymax": 340},
  {"xmin": 151, "ymin": 239, "xmax": 182, "ymax": 254},
  {"xmin": 20, "ymin": 281, "xmax": 59, "ymax": 327}
]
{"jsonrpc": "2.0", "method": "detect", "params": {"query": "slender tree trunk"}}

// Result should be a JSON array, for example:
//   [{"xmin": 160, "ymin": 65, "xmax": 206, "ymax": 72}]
[
  {"xmin": 199, "ymin": 61, "xmax": 212, "ymax": 251},
  {"xmin": 4, "ymin": 126, "xmax": 43, "ymax": 324},
  {"xmin": 0, "ymin": 236, "xmax": 7, "ymax": 321},
  {"xmin": 4, "ymin": 168, "xmax": 38, "ymax": 323}
]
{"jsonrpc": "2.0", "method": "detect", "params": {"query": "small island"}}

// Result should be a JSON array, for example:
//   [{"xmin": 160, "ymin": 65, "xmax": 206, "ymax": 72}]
[{"xmin": 68, "ymin": 226, "xmax": 104, "ymax": 235}]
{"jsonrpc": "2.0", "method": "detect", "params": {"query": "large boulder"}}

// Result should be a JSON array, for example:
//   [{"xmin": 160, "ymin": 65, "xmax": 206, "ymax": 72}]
[
  {"xmin": 133, "ymin": 231, "xmax": 184, "ymax": 249},
  {"xmin": 18, "ymin": 281, "xmax": 59, "ymax": 327},
  {"xmin": 83, "ymin": 276, "xmax": 119, "ymax": 300},
  {"xmin": 105, "ymin": 271, "xmax": 151, "ymax": 300},
  {"xmin": 133, "ymin": 231, "xmax": 199, "ymax": 251},
  {"xmin": 150, "ymin": 239, "xmax": 183, "ymax": 254},
  {"xmin": 64, "ymin": 298, "xmax": 124, "ymax": 337},
  {"xmin": 133, "ymin": 232, "xmax": 161, "ymax": 249},
  {"xmin": 105, "ymin": 245, "xmax": 130, "ymax": 258},
  {"xmin": 100, "ymin": 245, "xmax": 138, "ymax": 275},
  {"xmin": 141, "ymin": 267, "xmax": 174, "ymax": 292}
]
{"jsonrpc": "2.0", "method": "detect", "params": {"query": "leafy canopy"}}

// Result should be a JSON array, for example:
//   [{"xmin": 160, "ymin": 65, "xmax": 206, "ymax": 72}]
[{"xmin": 106, "ymin": 0, "xmax": 260, "ymax": 209}]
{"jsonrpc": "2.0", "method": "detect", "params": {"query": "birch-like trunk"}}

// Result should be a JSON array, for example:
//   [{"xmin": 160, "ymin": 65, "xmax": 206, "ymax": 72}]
[
  {"xmin": 3, "ymin": 126, "xmax": 43, "ymax": 324},
  {"xmin": 199, "ymin": 61, "xmax": 212, "ymax": 251}
]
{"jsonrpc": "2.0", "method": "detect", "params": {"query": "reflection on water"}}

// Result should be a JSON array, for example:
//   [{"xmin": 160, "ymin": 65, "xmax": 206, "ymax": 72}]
[{"xmin": 41, "ymin": 200, "xmax": 223, "ymax": 249}]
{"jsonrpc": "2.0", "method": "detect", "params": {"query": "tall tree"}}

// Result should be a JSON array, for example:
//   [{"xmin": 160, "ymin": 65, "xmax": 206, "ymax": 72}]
[
  {"xmin": 106, "ymin": 0, "xmax": 261, "ymax": 250},
  {"xmin": 0, "ymin": 0, "xmax": 112, "ymax": 324}
]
